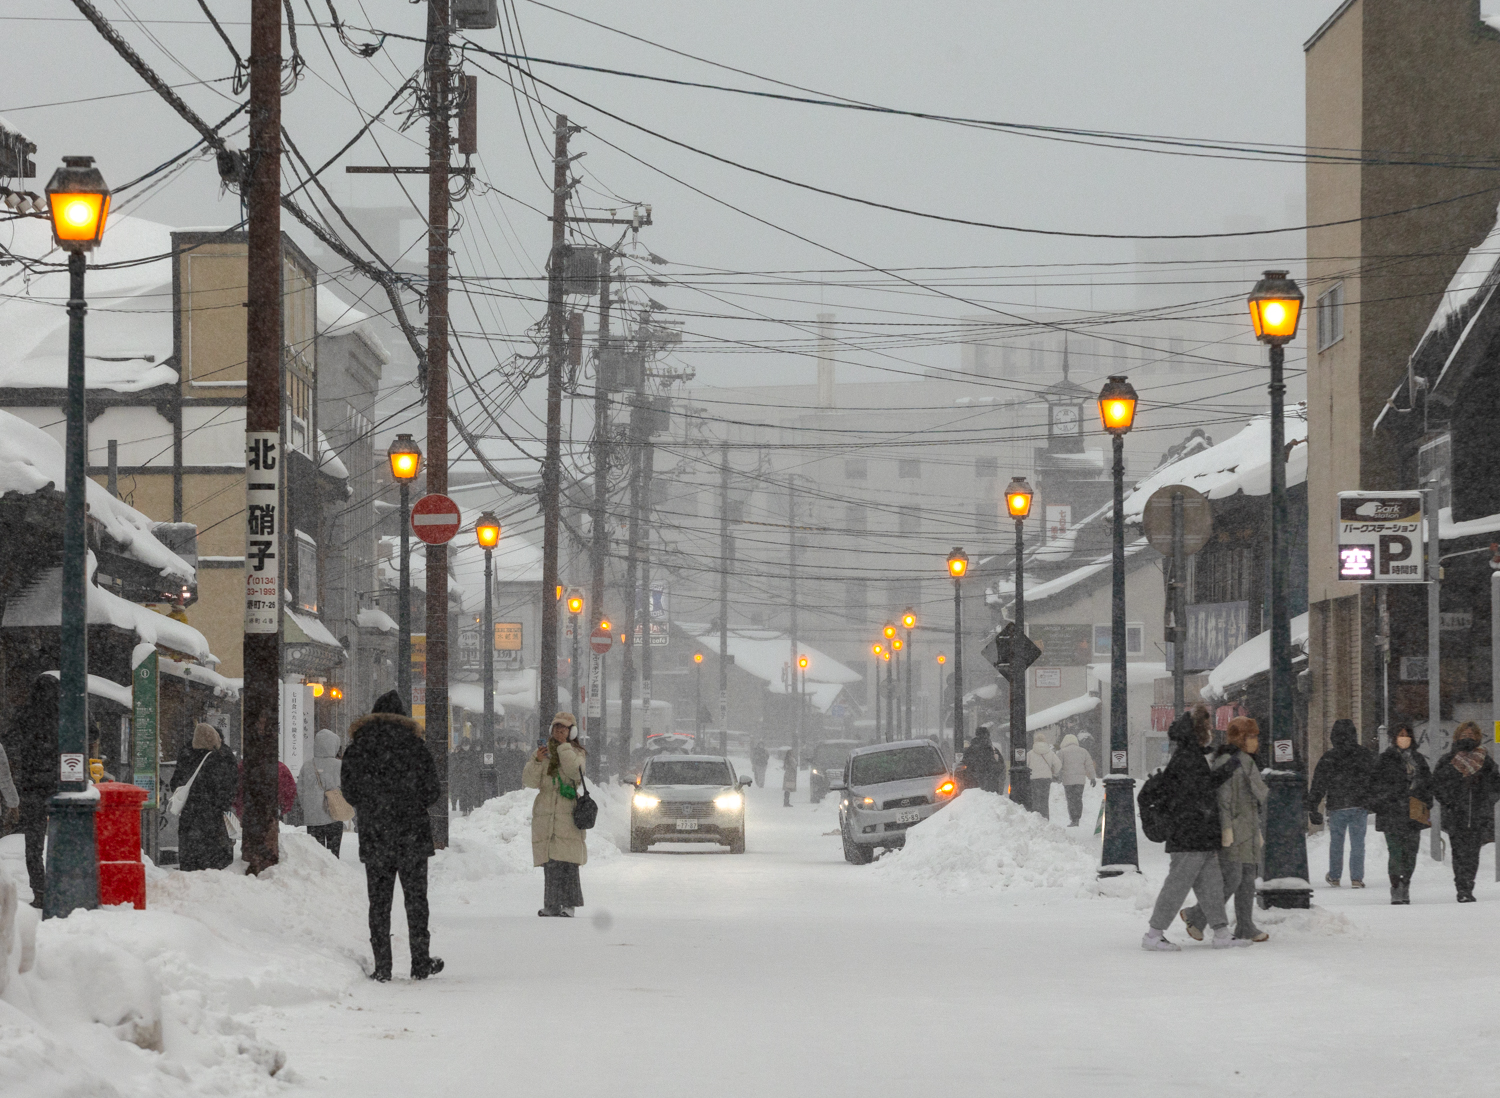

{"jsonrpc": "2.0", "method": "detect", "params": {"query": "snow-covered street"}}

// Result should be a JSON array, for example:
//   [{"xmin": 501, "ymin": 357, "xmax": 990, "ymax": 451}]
[{"xmin": 9, "ymin": 771, "xmax": 1479, "ymax": 1098}]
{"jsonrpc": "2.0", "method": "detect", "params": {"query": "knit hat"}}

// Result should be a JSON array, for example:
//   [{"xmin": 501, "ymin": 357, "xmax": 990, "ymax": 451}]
[{"xmin": 372, "ymin": 690, "xmax": 407, "ymax": 716}]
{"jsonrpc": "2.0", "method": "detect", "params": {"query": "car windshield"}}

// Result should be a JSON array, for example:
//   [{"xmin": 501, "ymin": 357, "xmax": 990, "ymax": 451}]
[
  {"xmin": 812, "ymin": 745, "xmax": 851, "ymax": 767},
  {"xmin": 849, "ymin": 746, "xmax": 946, "ymax": 786},
  {"xmin": 645, "ymin": 760, "xmax": 733, "ymax": 786}
]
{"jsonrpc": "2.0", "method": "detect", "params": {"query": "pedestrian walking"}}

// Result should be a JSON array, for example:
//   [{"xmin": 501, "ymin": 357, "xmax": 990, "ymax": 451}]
[
  {"xmin": 522, "ymin": 712, "xmax": 588, "ymax": 917},
  {"xmin": 2, "ymin": 676, "xmax": 58, "ymax": 908},
  {"xmin": 341, "ymin": 691, "xmax": 443, "ymax": 981},
  {"xmin": 1142, "ymin": 711, "xmax": 1247, "ymax": 951},
  {"xmin": 299, "ymin": 728, "xmax": 346, "ymax": 859},
  {"xmin": 167, "ymin": 723, "xmax": 239, "ymax": 872},
  {"xmin": 959, "ymin": 725, "xmax": 1003, "ymax": 794},
  {"xmin": 1308, "ymin": 718, "xmax": 1375, "ymax": 888},
  {"xmin": 1026, "ymin": 733, "xmax": 1063, "ymax": 819},
  {"xmin": 1369, "ymin": 723, "xmax": 1432, "ymax": 905},
  {"xmin": 1057, "ymin": 733, "xmax": 1097, "ymax": 826},
  {"xmin": 781, "ymin": 746, "xmax": 798, "ymax": 807},
  {"xmin": 1181, "ymin": 716, "xmax": 1269, "ymax": 943},
  {"xmin": 1430, "ymin": 721, "xmax": 1500, "ymax": 904},
  {"xmin": 751, "ymin": 742, "xmax": 769, "ymax": 787}
]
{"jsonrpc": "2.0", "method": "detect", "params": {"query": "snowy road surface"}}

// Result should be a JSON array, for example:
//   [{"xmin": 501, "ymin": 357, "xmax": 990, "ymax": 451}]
[{"xmin": 3, "ymin": 770, "xmax": 1497, "ymax": 1097}]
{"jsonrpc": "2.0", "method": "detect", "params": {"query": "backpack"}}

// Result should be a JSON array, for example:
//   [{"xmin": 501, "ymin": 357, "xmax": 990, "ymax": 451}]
[{"xmin": 1137, "ymin": 766, "xmax": 1174, "ymax": 844}]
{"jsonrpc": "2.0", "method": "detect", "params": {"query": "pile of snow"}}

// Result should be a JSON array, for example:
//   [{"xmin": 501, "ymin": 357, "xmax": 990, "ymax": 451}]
[
  {"xmin": 0, "ymin": 829, "xmax": 371, "ymax": 1097},
  {"xmin": 872, "ymin": 790, "xmax": 1144, "ymax": 900},
  {"xmin": 434, "ymin": 782, "xmax": 633, "ymax": 888}
]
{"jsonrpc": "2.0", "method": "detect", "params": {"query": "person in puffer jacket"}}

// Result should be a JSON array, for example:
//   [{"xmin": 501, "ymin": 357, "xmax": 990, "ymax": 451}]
[
  {"xmin": 300, "ymin": 729, "xmax": 345, "ymax": 858},
  {"xmin": 1057, "ymin": 734, "xmax": 1097, "ymax": 826},
  {"xmin": 1430, "ymin": 722, "xmax": 1500, "ymax": 904},
  {"xmin": 1308, "ymin": 719, "xmax": 1374, "ymax": 888}
]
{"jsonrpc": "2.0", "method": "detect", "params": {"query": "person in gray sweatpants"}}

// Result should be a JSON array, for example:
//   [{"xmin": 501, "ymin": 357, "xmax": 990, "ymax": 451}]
[{"xmin": 1142, "ymin": 709, "xmax": 1248, "ymax": 951}]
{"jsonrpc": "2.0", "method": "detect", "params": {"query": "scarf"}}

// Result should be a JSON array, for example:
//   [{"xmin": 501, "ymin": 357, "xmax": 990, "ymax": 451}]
[
  {"xmin": 1399, "ymin": 748, "xmax": 1417, "ymax": 789},
  {"xmin": 1452, "ymin": 747, "xmax": 1487, "ymax": 779},
  {"xmin": 546, "ymin": 739, "xmax": 562, "ymax": 777}
]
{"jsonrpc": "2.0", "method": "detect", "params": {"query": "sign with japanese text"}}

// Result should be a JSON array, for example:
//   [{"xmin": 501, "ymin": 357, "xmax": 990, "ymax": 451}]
[
  {"xmin": 244, "ymin": 431, "xmax": 281, "ymax": 633},
  {"xmin": 1336, "ymin": 491, "xmax": 1424, "ymax": 583},
  {"xmin": 494, "ymin": 622, "xmax": 523, "ymax": 651},
  {"xmin": 587, "ymin": 653, "xmax": 603, "ymax": 718},
  {"xmin": 1185, "ymin": 601, "xmax": 1250, "ymax": 672},
  {"xmin": 1029, "ymin": 623, "xmax": 1092, "ymax": 667},
  {"xmin": 132, "ymin": 649, "xmax": 159, "ymax": 807}
]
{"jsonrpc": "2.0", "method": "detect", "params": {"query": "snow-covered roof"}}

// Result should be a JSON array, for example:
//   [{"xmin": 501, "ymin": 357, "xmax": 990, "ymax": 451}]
[
  {"xmin": 1122, "ymin": 413, "xmax": 1308, "ymax": 523},
  {"xmin": 39, "ymin": 670, "xmax": 133, "ymax": 709},
  {"xmin": 448, "ymin": 681, "xmax": 506, "ymax": 718},
  {"xmin": 2, "ymin": 554, "xmax": 214, "ymax": 663},
  {"xmin": 317, "ymin": 430, "xmax": 349, "ymax": 480},
  {"xmin": 356, "ymin": 606, "xmax": 398, "ymax": 634},
  {"xmin": 1419, "ymin": 195, "xmax": 1500, "ymax": 344},
  {"xmin": 1202, "ymin": 613, "xmax": 1311, "ymax": 705},
  {"xmin": 1086, "ymin": 661, "xmax": 1169, "ymax": 691},
  {"xmin": 285, "ymin": 608, "xmax": 343, "ymax": 651},
  {"xmin": 318, "ymin": 283, "xmax": 389, "ymax": 364},
  {"xmin": 158, "ymin": 656, "xmax": 241, "ymax": 698},
  {"xmin": 1027, "ymin": 692, "xmax": 1099, "ymax": 732},
  {"xmin": 677, "ymin": 624, "xmax": 861, "ymax": 694},
  {"xmin": 0, "ymin": 216, "xmax": 181, "ymax": 392},
  {"xmin": 992, "ymin": 538, "xmax": 1150, "ymax": 607},
  {"xmin": 0, "ymin": 409, "xmax": 194, "ymax": 582},
  {"xmin": 1436, "ymin": 506, "xmax": 1500, "ymax": 541}
]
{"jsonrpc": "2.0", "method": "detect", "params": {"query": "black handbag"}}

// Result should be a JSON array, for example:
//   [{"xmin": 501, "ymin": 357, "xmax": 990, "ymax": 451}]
[{"xmin": 572, "ymin": 772, "xmax": 599, "ymax": 830}]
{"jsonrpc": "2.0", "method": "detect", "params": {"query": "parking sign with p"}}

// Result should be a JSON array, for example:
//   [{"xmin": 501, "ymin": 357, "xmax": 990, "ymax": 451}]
[{"xmin": 1336, "ymin": 492, "xmax": 1424, "ymax": 583}]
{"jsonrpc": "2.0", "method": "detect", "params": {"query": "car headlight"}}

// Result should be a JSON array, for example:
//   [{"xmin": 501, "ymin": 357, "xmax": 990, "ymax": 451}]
[
  {"xmin": 713, "ymin": 792, "xmax": 743, "ymax": 811},
  {"xmin": 851, "ymin": 795, "xmax": 877, "ymax": 810},
  {"xmin": 633, "ymin": 793, "xmax": 660, "ymax": 809}
]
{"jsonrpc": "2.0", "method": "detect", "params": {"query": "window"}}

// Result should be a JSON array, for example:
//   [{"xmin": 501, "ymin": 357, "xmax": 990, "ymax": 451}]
[
  {"xmin": 845, "ymin": 504, "xmax": 868, "ymax": 533},
  {"xmin": 1417, "ymin": 433, "xmax": 1452, "ymax": 511},
  {"xmin": 295, "ymin": 530, "xmax": 318, "ymax": 613},
  {"xmin": 974, "ymin": 502, "xmax": 999, "ymax": 535},
  {"xmin": 974, "ymin": 455, "xmax": 999, "ymax": 479},
  {"xmin": 1093, "ymin": 623, "xmax": 1145, "ymax": 656},
  {"xmin": 844, "ymin": 457, "xmax": 868, "ymax": 480},
  {"xmin": 849, "ymin": 745, "xmax": 946, "ymax": 785},
  {"xmin": 1317, "ymin": 282, "xmax": 1345, "ymax": 352},
  {"xmin": 899, "ymin": 505, "xmax": 922, "ymax": 534},
  {"xmin": 898, "ymin": 459, "xmax": 921, "ymax": 479}
]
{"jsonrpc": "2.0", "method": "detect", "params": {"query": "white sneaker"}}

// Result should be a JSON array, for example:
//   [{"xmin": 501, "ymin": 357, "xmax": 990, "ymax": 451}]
[
  {"xmin": 1141, "ymin": 929, "xmax": 1181, "ymax": 952},
  {"xmin": 1212, "ymin": 926, "xmax": 1252, "ymax": 949}
]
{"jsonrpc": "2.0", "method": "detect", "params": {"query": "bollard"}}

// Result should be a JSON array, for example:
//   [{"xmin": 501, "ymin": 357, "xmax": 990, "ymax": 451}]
[
  {"xmin": 94, "ymin": 782, "xmax": 148, "ymax": 910},
  {"xmin": 1258, "ymin": 768, "xmax": 1312, "ymax": 909}
]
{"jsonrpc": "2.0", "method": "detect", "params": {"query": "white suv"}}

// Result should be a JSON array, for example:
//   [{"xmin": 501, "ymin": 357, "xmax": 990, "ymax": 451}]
[{"xmin": 832, "ymin": 740, "xmax": 956, "ymax": 864}]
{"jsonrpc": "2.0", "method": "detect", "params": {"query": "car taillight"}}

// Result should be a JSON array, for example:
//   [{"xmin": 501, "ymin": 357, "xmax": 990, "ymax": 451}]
[{"xmin": 936, "ymin": 780, "xmax": 956, "ymax": 797}]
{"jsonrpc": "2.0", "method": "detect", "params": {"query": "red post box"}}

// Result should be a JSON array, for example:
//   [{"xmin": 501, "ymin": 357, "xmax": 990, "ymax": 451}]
[{"xmin": 95, "ymin": 782, "xmax": 148, "ymax": 910}]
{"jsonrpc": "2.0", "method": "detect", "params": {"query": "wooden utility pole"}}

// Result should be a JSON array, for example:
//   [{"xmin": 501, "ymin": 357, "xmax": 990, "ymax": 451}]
[
  {"xmin": 423, "ymin": 0, "xmax": 452, "ymax": 847},
  {"xmin": 787, "ymin": 477, "xmax": 799, "ymax": 761},
  {"xmin": 718, "ymin": 441, "xmax": 730, "ymax": 753},
  {"xmin": 588, "ymin": 256, "xmax": 612, "ymax": 777},
  {"xmin": 242, "ymin": 0, "xmax": 283, "ymax": 876},
  {"xmin": 539, "ymin": 114, "xmax": 575, "ymax": 740}
]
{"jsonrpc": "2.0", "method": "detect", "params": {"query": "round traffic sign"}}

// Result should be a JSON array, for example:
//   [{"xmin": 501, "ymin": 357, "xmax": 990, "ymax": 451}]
[
  {"xmin": 590, "ymin": 628, "xmax": 613, "ymax": 655},
  {"xmin": 411, "ymin": 494, "xmax": 461, "ymax": 545},
  {"xmin": 1142, "ymin": 484, "xmax": 1213, "ymax": 557}
]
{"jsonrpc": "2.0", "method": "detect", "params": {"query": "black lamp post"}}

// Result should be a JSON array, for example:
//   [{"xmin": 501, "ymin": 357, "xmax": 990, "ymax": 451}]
[
  {"xmin": 1248, "ymin": 269, "xmax": 1311, "ymax": 908},
  {"xmin": 693, "ymin": 653, "xmax": 704, "ymax": 741},
  {"xmin": 901, "ymin": 609, "xmax": 916, "ymax": 736},
  {"xmin": 798, "ymin": 654, "xmax": 809, "ymax": 745},
  {"xmin": 388, "ymin": 434, "xmax": 422, "ymax": 707},
  {"xmin": 566, "ymin": 588, "xmax": 584, "ymax": 727},
  {"xmin": 476, "ymin": 512, "xmax": 500, "ymax": 747},
  {"xmin": 947, "ymin": 548, "xmax": 968, "ymax": 757},
  {"xmin": 42, "ymin": 155, "xmax": 111, "ymax": 919},
  {"xmin": 1097, "ymin": 376, "xmax": 1140, "ymax": 876},
  {"xmin": 1005, "ymin": 477, "xmax": 1035, "ymax": 809},
  {"xmin": 872, "ymin": 644, "xmax": 884, "ymax": 741}
]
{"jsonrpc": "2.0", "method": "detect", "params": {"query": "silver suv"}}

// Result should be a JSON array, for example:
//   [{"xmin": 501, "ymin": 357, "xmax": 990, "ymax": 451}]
[
  {"xmin": 831, "ymin": 740, "xmax": 956, "ymax": 864},
  {"xmin": 629, "ymin": 755, "xmax": 753, "ymax": 854}
]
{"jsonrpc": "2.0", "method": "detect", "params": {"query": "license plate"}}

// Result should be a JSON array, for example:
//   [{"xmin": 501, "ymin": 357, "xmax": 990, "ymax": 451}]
[
  {"xmin": 675, "ymin": 819, "xmax": 699, "ymax": 831},
  {"xmin": 897, "ymin": 810, "xmax": 920, "ymax": 825}
]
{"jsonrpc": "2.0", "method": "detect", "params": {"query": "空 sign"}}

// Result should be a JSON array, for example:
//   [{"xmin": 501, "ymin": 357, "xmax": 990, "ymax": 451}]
[{"xmin": 1336, "ymin": 491, "xmax": 1425, "ymax": 583}]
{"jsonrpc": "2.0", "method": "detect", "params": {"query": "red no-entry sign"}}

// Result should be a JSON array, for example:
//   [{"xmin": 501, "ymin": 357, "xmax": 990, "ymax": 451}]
[
  {"xmin": 411, "ymin": 494, "xmax": 461, "ymax": 544},
  {"xmin": 590, "ymin": 628, "xmax": 613, "ymax": 655}
]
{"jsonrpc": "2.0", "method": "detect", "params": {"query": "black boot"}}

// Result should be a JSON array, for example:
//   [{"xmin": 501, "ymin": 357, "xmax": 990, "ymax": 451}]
[
  {"xmin": 1390, "ymin": 878, "xmax": 1401, "ymax": 904},
  {"xmin": 370, "ymin": 937, "xmax": 393, "ymax": 982},
  {"xmin": 412, "ymin": 956, "xmax": 444, "ymax": 979}
]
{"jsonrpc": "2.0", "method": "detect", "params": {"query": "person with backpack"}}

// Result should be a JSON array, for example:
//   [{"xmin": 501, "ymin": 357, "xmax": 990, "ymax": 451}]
[
  {"xmin": 1141, "ymin": 711, "xmax": 1247, "ymax": 951},
  {"xmin": 1308, "ymin": 718, "xmax": 1375, "ymax": 888},
  {"xmin": 1369, "ymin": 723, "xmax": 1432, "ymax": 904},
  {"xmin": 1430, "ymin": 721, "xmax": 1500, "ymax": 903},
  {"xmin": 1180, "ymin": 716, "xmax": 1270, "ymax": 943},
  {"xmin": 523, "ymin": 712, "xmax": 589, "ymax": 917}
]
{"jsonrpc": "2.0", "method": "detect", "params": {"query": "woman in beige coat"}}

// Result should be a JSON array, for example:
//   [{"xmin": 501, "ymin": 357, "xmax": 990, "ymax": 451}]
[
  {"xmin": 1181, "ymin": 716, "xmax": 1270, "ymax": 943},
  {"xmin": 522, "ymin": 712, "xmax": 588, "ymax": 917}
]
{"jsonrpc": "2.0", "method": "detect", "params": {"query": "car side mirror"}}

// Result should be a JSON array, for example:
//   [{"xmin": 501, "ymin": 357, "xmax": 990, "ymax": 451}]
[
  {"xmin": 737, "ymin": 777, "xmax": 753, "ymax": 789},
  {"xmin": 829, "ymin": 779, "xmax": 847, "ymax": 792}
]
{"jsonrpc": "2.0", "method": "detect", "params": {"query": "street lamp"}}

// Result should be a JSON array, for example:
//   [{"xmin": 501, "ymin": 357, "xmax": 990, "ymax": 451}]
[
  {"xmin": 947, "ymin": 548, "xmax": 968, "ymax": 759},
  {"xmin": 1005, "ymin": 476, "xmax": 1034, "ymax": 810},
  {"xmin": 1096, "ymin": 377, "xmax": 1139, "ymax": 876},
  {"xmin": 476, "ymin": 512, "xmax": 501, "ymax": 748},
  {"xmin": 565, "ymin": 587, "xmax": 584, "ymax": 740},
  {"xmin": 872, "ymin": 643, "xmax": 884, "ymax": 741},
  {"xmin": 42, "ymin": 155, "xmax": 111, "ymax": 919},
  {"xmin": 883, "ymin": 622, "xmax": 900, "ymax": 738},
  {"xmin": 901, "ymin": 609, "xmax": 916, "ymax": 738},
  {"xmin": 388, "ymin": 434, "xmax": 422, "ymax": 708},
  {"xmin": 1248, "ymin": 269, "xmax": 1310, "ymax": 908},
  {"xmin": 797, "ymin": 654, "xmax": 810, "ymax": 747},
  {"xmin": 694, "ymin": 652, "xmax": 705, "ymax": 742}
]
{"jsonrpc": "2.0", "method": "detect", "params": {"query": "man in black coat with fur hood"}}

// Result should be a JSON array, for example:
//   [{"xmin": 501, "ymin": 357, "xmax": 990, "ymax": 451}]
[{"xmin": 342, "ymin": 690, "xmax": 443, "ymax": 981}]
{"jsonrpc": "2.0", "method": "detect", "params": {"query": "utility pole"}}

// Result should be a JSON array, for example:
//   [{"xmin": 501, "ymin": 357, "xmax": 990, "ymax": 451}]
[
  {"xmin": 588, "ymin": 255, "xmax": 613, "ymax": 778},
  {"xmin": 718, "ymin": 441, "xmax": 730, "ymax": 755},
  {"xmin": 788, "ymin": 475, "xmax": 799, "ymax": 762},
  {"xmin": 619, "ymin": 393, "xmax": 642, "ymax": 762},
  {"xmin": 241, "ymin": 0, "xmax": 283, "ymax": 876},
  {"xmin": 423, "ymin": 0, "xmax": 453, "ymax": 847},
  {"xmin": 539, "ymin": 113, "xmax": 577, "ymax": 742},
  {"xmin": 639, "ymin": 431, "xmax": 656, "ymax": 744}
]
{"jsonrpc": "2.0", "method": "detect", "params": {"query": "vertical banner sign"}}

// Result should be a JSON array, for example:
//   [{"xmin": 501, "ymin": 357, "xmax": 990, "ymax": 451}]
[
  {"xmin": 132, "ymin": 649, "xmax": 159, "ymax": 807},
  {"xmin": 245, "ymin": 432, "xmax": 281, "ymax": 631},
  {"xmin": 587, "ymin": 653, "xmax": 603, "ymax": 718},
  {"xmin": 1336, "ymin": 491, "xmax": 1424, "ymax": 583}
]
